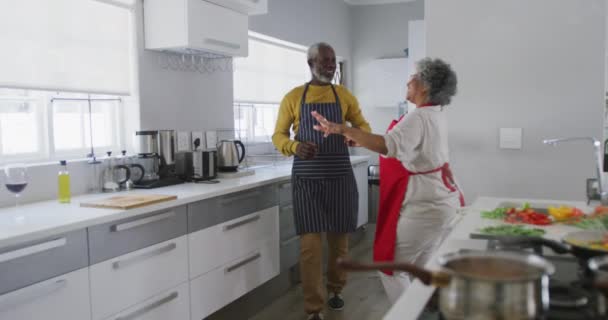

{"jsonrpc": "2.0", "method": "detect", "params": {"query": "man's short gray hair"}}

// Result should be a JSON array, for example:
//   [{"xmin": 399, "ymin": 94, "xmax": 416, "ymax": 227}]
[
  {"xmin": 416, "ymin": 58, "xmax": 458, "ymax": 106},
  {"xmin": 307, "ymin": 42, "xmax": 333, "ymax": 61}
]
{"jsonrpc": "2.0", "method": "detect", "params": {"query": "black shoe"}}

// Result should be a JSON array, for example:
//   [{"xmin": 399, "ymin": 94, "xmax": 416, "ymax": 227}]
[
  {"xmin": 307, "ymin": 313, "xmax": 324, "ymax": 320},
  {"xmin": 328, "ymin": 293, "xmax": 344, "ymax": 310}
]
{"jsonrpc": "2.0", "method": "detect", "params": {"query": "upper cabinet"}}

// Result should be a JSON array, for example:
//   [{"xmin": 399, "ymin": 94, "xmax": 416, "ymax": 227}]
[
  {"xmin": 205, "ymin": 0, "xmax": 268, "ymax": 15},
  {"xmin": 144, "ymin": 0, "xmax": 250, "ymax": 57}
]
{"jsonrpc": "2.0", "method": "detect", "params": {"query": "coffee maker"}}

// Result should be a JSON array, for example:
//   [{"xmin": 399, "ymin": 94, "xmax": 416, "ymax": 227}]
[{"xmin": 132, "ymin": 130, "xmax": 183, "ymax": 189}]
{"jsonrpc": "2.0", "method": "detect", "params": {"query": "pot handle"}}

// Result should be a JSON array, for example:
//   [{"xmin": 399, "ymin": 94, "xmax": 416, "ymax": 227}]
[
  {"xmin": 114, "ymin": 165, "xmax": 131, "ymax": 185},
  {"xmin": 234, "ymin": 140, "xmax": 246, "ymax": 163},
  {"xmin": 337, "ymin": 258, "xmax": 450, "ymax": 287},
  {"xmin": 499, "ymin": 237, "xmax": 571, "ymax": 254}
]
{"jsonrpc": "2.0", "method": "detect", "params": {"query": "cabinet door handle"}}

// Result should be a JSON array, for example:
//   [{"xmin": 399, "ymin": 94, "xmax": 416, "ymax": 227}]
[
  {"xmin": 219, "ymin": 191, "xmax": 262, "ymax": 206},
  {"xmin": 204, "ymin": 38, "xmax": 241, "ymax": 50},
  {"xmin": 281, "ymin": 235, "xmax": 299, "ymax": 246},
  {"xmin": 225, "ymin": 252, "xmax": 261, "ymax": 273},
  {"xmin": 279, "ymin": 182, "xmax": 291, "ymax": 189},
  {"xmin": 280, "ymin": 204, "xmax": 293, "ymax": 211},
  {"xmin": 0, "ymin": 237, "xmax": 66, "ymax": 263},
  {"xmin": 115, "ymin": 291, "xmax": 178, "ymax": 320},
  {"xmin": 0, "ymin": 279, "xmax": 67, "ymax": 311},
  {"xmin": 112, "ymin": 242, "xmax": 177, "ymax": 270},
  {"xmin": 223, "ymin": 215, "xmax": 260, "ymax": 231},
  {"xmin": 111, "ymin": 211, "xmax": 175, "ymax": 232}
]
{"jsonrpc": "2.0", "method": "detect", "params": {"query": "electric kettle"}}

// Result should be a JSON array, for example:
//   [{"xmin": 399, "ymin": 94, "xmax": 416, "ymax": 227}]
[{"xmin": 217, "ymin": 140, "xmax": 245, "ymax": 172}]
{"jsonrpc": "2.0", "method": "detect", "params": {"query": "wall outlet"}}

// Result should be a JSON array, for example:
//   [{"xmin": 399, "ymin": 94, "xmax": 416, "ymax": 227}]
[
  {"xmin": 206, "ymin": 130, "xmax": 217, "ymax": 150},
  {"xmin": 191, "ymin": 131, "xmax": 204, "ymax": 150},
  {"xmin": 177, "ymin": 131, "xmax": 192, "ymax": 152},
  {"xmin": 499, "ymin": 128, "xmax": 523, "ymax": 150}
]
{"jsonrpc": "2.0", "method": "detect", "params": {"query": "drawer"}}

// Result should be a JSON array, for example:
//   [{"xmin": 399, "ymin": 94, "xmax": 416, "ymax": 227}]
[
  {"xmin": 188, "ymin": 184, "xmax": 278, "ymax": 233},
  {"xmin": 88, "ymin": 206, "xmax": 187, "ymax": 264},
  {"xmin": 278, "ymin": 181, "xmax": 292, "ymax": 205},
  {"xmin": 90, "ymin": 236, "xmax": 188, "ymax": 320},
  {"xmin": 279, "ymin": 203, "xmax": 296, "ymax": 241},
  {"xmin": 189, "ymin": 239, "xmax": 279, "ymax": 320},
  {"xmin": 103, "ymin": 282, "xmax": 189, "ymax": 320},
  {"xmin": 0, "ymin": 229, "xmax": 88, "ymax": 295},
  {"xmin": 0, "ymin": 268, "xmax": 90, "ymax": 320},
  {"xmin": 280, "ymin": 235, "xmax": 300, "ymax": 271},
  {"xmin": 189, "ymin": 206, "xmax": 278, "ymax": 278}
]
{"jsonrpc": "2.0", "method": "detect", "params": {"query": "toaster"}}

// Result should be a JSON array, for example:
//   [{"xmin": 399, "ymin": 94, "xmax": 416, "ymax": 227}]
[{"xmin": 193, "ymin": 150, "xmax": 217, "ymax": 180}]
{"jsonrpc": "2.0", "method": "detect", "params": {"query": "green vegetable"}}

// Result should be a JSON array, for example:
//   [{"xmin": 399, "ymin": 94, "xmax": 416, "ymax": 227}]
[
  {"xmin": 521, "ymin": 202, "xmax": 531, "ymax": 210},
  {"xmin": 479, "ymin": 225, "xmax": 546, "ymax": 237},
  {"xmin": 574, "ymin": 216, "xmax": 608, "ymax": 230},
  {"xmin": 481, "ymin": 208, "xmax": 507, "ymax": 219}
]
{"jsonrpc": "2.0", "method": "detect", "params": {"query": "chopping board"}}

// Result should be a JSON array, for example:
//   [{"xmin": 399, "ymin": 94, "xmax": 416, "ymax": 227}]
[{"xmin": 80, "ymin": 194, "xmax": 177, "ymax": 209}]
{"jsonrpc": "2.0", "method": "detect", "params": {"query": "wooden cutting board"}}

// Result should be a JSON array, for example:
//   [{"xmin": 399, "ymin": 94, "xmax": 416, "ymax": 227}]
[{"xmin": 80, "ymin": 194, "xmax": 177, "ymax": 209}]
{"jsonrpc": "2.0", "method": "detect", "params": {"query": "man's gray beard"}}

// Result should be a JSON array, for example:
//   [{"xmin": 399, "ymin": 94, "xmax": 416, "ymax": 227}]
[{"xmin": 312, "ymin": 68, "xmax": 333, "ymax": 84}]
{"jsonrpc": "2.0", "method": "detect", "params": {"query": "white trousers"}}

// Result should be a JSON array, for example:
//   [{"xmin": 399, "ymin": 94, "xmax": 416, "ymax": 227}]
[{"xmin": 379, "ymin": 201, "xmax": 458, "ymax": 304}]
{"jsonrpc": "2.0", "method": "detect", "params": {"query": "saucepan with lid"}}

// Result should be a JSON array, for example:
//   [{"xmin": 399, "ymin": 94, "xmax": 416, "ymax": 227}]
[{"xmin": 339, "ymin": 250, "xmax": 555, "ymax": 320}]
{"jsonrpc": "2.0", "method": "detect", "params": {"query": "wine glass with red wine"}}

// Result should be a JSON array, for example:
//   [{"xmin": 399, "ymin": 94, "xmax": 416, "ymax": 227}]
[{"xmin": 3, "ymin": 164, "xmax": 28, "ymax": 207}]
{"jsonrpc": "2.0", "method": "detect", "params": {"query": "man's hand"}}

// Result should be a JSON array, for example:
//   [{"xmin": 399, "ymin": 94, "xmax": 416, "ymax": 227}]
[{"xmin": 296, "ymin": 141, "xmax": 318, "ymax": 160}]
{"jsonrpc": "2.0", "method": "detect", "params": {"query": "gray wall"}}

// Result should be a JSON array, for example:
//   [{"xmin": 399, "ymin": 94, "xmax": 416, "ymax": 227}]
[
  {"xmin": 349, "ymin": 1, "xmax": 424, "ymax": 163},
  {"xmin": 426, "ymin": 0, "xmax": 606, "ymax": 202}
]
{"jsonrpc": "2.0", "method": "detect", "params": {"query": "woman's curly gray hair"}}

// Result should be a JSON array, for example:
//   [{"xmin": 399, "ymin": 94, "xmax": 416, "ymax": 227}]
[{"xmin": 415, "ymin": 58, "xmax": 458, "ymax": 106}]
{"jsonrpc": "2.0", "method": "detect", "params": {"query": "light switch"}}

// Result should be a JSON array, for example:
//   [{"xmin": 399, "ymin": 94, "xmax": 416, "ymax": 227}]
[
  {"xmin": 206, "ymin": 130, "xmax": 217, "ymax": 150},
  {"xmin": 177, "ymin": 131, "xmax": 192, "ymax": 152},
  {"xmin": 499, "ymin": 128, "xmax": 523, "ymax": 149},
  {"xmin": 192, "ymin": 131, "xmax": 204, "ymax": 150}
]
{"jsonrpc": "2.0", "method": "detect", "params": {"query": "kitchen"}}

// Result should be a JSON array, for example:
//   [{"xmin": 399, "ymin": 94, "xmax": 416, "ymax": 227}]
[{"xmin": 0, "ymin": 0, "xmax": 607, "ymax": 320}]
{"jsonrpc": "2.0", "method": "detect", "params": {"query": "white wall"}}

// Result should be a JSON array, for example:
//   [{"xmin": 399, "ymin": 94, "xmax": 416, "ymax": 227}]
[
  {"xmin": 426, "ymin": 0, "xmax": 606, "ymax": 202},
  {"xmin": 349, "ymin": 0, "xmax": 424, "ymax": 163}
]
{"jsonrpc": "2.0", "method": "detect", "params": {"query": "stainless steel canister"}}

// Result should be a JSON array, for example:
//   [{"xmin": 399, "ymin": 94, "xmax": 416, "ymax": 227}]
[
  {"xmin": 135, "ymin": 130, "xmax": 159, "ymax": 155},
  {"xmin": 158, "ymin": 130, "xmax": 176, "ymax": 166}
]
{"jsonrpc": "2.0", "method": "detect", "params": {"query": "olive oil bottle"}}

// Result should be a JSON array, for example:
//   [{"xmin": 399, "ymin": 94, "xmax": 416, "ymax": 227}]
[{"xmin": 58, "ymin": 160, "xmax": 71, "ymax": 203}]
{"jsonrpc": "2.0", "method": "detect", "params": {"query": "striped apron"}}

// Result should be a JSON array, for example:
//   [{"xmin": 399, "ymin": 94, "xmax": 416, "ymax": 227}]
[{"xmin": 292, "ymin": 83, "xmax": 359, "ymax": 234}]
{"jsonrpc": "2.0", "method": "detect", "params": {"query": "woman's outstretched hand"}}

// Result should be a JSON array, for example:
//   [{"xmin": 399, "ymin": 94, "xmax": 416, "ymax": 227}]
[{"xmin": 311, "ymin": 111, "xmax": 346, "ymax": 137}]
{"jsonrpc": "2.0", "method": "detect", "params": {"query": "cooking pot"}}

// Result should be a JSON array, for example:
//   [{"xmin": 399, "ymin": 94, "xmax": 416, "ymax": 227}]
[{"xmin": 339, "ymin": 251, "xmax": 555, "ymax": 320}]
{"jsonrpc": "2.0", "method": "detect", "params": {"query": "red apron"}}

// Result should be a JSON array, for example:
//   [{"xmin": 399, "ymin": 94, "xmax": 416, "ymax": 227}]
[{"xmin": 373, "ymin": 113, "xmax": 465, "ymax": 276}]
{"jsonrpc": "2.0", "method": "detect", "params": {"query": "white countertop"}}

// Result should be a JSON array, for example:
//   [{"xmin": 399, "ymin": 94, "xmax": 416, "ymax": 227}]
[
  {"xmin": 0, "ymin": 156, "xmax": 370, "ymax": 250},
  {"xmin": 383, "ymin": 196, "xmax": 591, "ymax": 320}
]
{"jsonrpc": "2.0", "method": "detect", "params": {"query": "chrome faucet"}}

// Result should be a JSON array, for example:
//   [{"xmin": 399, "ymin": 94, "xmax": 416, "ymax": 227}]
[{"xmin": 543, "ymin": 137, "xmax": 608, "ymax": 205}]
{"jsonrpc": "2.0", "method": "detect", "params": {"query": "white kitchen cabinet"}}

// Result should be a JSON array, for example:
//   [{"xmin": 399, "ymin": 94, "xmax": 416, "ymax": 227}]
[
  {"xmin": 90, "ymin": 236, "xmax": 189, "ymax": 320},
  {"xmin": 0, "ymin": 268, "xmax": 91, "ymax": 320},
  {"xmin": 205, "ymin": 0, "xmax": 267, "ymax": 15},
  {"xmin": 189, "ymin": 238, "xmax": 279, "ymax": 320},
  {"xmin": 103, "ymin": 282, "xmax": 190, "ymax": 320},
  {"xmin": 188, "ymin": 206, "xmax": 279, "ymax": 278},
  {"xmin": 353, "ymin": 162, "xmax": 369, "ymax": 228},
  {"xmin": 144, "ymin": 0, "xmax": 248, "ymax": 57}
]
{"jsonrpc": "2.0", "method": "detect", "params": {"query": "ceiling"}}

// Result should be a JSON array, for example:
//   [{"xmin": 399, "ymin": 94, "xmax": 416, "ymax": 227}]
[{"xmin": 343, "ymin": 0, "xmax": 416, "ymax": 5}]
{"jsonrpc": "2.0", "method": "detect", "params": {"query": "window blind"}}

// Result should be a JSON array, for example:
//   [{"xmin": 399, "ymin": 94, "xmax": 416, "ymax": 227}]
[{"xmin": 0, "ymin": 0, "xmax": 133, "ymax": 95}]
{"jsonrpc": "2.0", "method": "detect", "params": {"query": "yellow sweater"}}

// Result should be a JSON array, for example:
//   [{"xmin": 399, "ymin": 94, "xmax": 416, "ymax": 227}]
[{"xmin": 272, "ymin": 84, "xmax": 371, "ymax": 156}]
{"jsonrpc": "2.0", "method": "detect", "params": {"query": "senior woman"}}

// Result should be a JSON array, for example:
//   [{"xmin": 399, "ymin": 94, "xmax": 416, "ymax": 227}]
[{"xmin": 311, "ymin": 58, "xmax": 464, "ymax": 303}]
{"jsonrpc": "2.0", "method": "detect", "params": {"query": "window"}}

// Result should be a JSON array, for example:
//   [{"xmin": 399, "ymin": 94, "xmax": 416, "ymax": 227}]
[
  {"xmin": 233, "ymin": 33, "xmax": 343, "ymax": 143},
  {"xmin": 0, "ymin": 89, "xmax": 125, "ymax": 164},
  {"xmin": 0, "ymin": 0, "xmax": 136, "ymax": 165}
]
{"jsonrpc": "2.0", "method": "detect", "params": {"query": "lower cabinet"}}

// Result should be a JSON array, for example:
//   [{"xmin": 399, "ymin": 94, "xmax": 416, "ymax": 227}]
[
  {"xmin": 353, "ymin": 161, "xmax": 369, "ymax": 228},
  {"xmin": 90, "ymin": 236, "xmax": 189, "ymax": 320},
  {"xmin": 0, "ymin": 268, "xmax": 91, "ymax": 320},
  {"xmin": 189, "ymin": 238, "xmax": 280, "ymax": 320},
  {"xmin": 103, "ymin": 282, "xmax": 190, "ymax": 320}
]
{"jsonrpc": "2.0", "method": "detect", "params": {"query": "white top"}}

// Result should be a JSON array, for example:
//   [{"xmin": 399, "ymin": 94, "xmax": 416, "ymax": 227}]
[{"xmin": 383, "ymin": 106, "xmax": 456, "ymax": 204}]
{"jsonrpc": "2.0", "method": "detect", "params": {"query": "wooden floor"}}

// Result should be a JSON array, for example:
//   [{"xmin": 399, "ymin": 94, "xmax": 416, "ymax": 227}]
[{"xmin": 248, "ymin": 226, "xmax": 391, "ymax": 320}]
